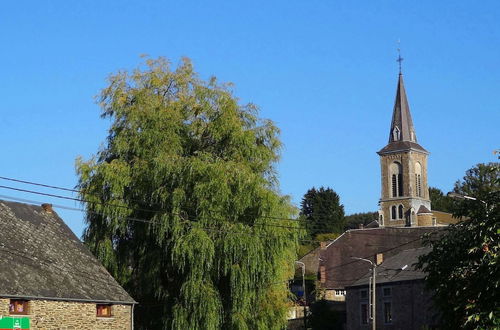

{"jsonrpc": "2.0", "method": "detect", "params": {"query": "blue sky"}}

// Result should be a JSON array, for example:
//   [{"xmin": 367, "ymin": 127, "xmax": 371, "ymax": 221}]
[{"xmin": 1, "ymin": 1, "xmax": 498, "ymax": 237}]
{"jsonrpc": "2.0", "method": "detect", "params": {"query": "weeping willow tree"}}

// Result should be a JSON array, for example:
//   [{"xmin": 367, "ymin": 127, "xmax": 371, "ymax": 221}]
[{"xmin": 76, "ymin": 57, "xmax": 300, "ymax": 329}]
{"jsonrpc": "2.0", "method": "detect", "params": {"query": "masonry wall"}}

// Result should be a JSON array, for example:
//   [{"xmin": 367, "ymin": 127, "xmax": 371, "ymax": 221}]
[
  {"xmin": 379, "ymin": 150, "xmax": 432, "ymax": 227},
  {"xmin": 345, "ymin": 280, "xmax": 439, "ymax": 330},
  {"xmin": 0, "ymin": 298, "xmax": 131, "ymax": 330}
]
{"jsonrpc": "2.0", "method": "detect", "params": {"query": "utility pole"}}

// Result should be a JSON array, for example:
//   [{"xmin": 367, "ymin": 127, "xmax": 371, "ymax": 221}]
[
  {"xmin": 295, "ymin": 261, "xmax": 307, "ymax": 329},
  {"xmin": 352, "ymin": 257, "xmax": 376, "ymax": 330}
]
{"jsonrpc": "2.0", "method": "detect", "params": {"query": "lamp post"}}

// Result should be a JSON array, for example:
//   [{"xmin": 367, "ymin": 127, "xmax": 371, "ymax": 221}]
[
  {"xmin": 447, "ymin": 192, "xmax": 489, "ymax": 216},
  {"xmin": 352, "ymin": 257, "xmax": 376, "ymax": 330},
  {"xmin": 295, "ymin": 261, "xmax": 307, "ymax": 329}
]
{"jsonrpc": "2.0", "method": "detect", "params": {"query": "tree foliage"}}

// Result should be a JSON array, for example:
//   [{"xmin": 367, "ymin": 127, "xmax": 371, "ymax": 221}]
[
  {"xmin": 344, "ymin": 212, "xmax": 378, "ymax": 230},
  {"xmin": 76, "ymin": 57, "xmax": 299, "ymax": 329},
  {"xmin": 428, "ymin": 187, "xmax": 454, "ymax": 213},
  {"xmin": 418, "ymin": 162, "xmax": 500, "ymax": 329},
  {"xmin": 300, "ymin": 187, "xmax": 345, "ymax": 239}
]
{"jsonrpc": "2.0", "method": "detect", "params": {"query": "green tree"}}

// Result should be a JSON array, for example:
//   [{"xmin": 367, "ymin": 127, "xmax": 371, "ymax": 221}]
[
  {"xmin": 77, "ymin": 57, "xmax": 299, "ymax": 329},
  {"xmin": 308, "ymin": 300, "xmax": 342, "ymax": 330},
  {"xmin": 428, "ymin": 187, "xmax": 454, "ymax": 212},
  {"xmin": 344, "ymin": 211, "xmax": 378, "ymax": 230},
  {"xmin": 418, "ymin": 163, "xmax": 500, "ymax": 329},
  {"xmin": 452, "ymin": 162, "xmax": 500, "ymax": 217},
  {"xmin": 300, "ymin": 187, "xmax": 345, "ymax": 239}
]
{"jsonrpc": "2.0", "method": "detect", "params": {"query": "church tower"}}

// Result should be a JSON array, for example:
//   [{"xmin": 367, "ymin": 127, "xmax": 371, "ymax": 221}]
[{"xmin": 377, "ymin": 73, "xmax": 433, "ymax": 227}]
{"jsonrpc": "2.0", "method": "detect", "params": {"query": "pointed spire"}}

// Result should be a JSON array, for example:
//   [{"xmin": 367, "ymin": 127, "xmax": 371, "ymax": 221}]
[
  {"xmin": 378, "ymin": 74, "xmax": 428, "ymax": 155},
  {"xmin": 389, "ymin": 74, "xmax": 416, "ymax": 143}
]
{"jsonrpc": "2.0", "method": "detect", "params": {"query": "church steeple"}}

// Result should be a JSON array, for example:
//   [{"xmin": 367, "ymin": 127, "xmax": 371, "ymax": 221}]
[
  {"xmin": 378, "ymin": 74, "xmax": 427, "ymax": 155},
  {"xmin": 377, "ymin": 71, "xmax": 432, "ymax": 227},
  {"xmin": 389, "ymin": 74, "xmax": 416, "ymax": 143}
]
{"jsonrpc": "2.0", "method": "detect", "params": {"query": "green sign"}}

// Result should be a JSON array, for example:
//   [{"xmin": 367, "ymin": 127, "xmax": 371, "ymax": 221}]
[{"xmin": 0, "ymin": 316, "xmax": 30, "ymax": 330}]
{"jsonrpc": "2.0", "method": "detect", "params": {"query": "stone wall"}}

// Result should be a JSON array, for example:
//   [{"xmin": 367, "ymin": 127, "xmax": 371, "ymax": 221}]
[
  {"xmin": 0, "ymin": 298, "xmax": 131, "ymax": 330},
  {"xmin": 379, "ymin": 150, "xmax": 433, "ymax": 227}
]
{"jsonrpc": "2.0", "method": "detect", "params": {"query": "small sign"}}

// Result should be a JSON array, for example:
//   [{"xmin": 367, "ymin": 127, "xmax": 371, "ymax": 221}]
[{"xmin": 0, "ymin": 316, "xmax": 30, "ymax": 330}]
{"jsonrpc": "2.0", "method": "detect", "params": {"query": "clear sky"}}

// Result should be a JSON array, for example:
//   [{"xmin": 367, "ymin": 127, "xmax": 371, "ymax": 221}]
[{"xmin": 1, "ymin": 1, "xmax": 498, "ymax": 237}]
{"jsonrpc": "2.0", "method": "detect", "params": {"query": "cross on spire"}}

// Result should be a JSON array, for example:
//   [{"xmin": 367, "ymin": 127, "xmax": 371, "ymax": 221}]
[{"xmin": 397, "ymin": 40, "xmax": 404, "ymax": 74}]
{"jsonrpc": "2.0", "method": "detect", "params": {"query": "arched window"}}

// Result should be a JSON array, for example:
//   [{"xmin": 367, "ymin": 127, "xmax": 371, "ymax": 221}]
[
  {"xmin": 391, "ymin": 206, "xmax": 397, "ymax": 220},
  {"xmin": 398, "ymin": 205, "xmax": 404, "ymax": 219},
  {"xmin": 415, "ymin": 162, "xmax": 422, "ymax": 197},
  {"xmin": 390, "ymin": 162, "xmax": 403, "ymax": 197},
  {"xmin": 379, "ymin": 214, "xmax": 384, "ymax": 226}
]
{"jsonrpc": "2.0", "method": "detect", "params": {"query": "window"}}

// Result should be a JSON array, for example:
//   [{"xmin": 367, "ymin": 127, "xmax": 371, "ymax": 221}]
[
  {"xmin": 384, "ymin": 302, "xmax": 392, "ymax": 324},
  {"xmin": 383, "ymin": 287, "xmax": 392, "ymax": 297},
  {"xmin": 391, "ymin": 206, "xmax": 397, "ymax": 220},
  {"xmin": 335, "ymin": 289, "xmax": 346, "ymax": 296},
  {"xmin": 392, "ymin": 174, "xmax": 397, "ymax": 197},
  {"xmin": 390, "ymin": 162, "xmax": 403, "ymax": 197},
  {"xmin": 415, "ymin": 163, "xmax": 422, "ymax": 197},
  {"xmin": 379, "ymin": 214, "xmax": 384, "ymax": 226},
  {"xmin": 360, "ymin": 289, "xmax": 368, "ymax": 299},
  {"xmin": 361, "ymin": 303, "xmax": 369, "ymax": 325},
  {"xmin": 9, "ymin": 300, "xmax": 29, "ymax": 315},
  {"xmin": 398, "ymin": 205, "xmax": 404, "ymax": 219},
  {"xmin": 97, "ymin": 304, "xmax": 112, "ymax": 317}
]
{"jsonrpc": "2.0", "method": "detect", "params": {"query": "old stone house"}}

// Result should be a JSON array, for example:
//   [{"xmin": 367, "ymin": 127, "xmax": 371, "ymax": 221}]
[
  {"xmin": 0, "ymin": 200, "xmax": 135, "ymax": 329},
  {"xmin": 345, "ymin": 247, "xmax": 439, "ymax": 329}
]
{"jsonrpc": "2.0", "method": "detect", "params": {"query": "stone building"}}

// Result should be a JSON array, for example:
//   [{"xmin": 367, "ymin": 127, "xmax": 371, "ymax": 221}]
[
  {"xmin": 345, "ymin": 248, "xmax": 439, "ymax": 329},
  {"xmin": 317, "ymin": 227, "xmax": 439, "ymax": 303},
  {"xmin": 0, "ymin": 200, "xmax": 135, "ymax": 329},
  {"xmin": 377, "ymin": 73, "xmax": 435, "ymax": 227}
]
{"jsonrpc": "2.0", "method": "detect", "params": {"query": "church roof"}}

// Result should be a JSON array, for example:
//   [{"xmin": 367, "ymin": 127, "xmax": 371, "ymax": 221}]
[
  {"xmin": 417, "ymin": 205, "xmax": 432, "ymax": 214},
  {"xmin": 378, "ymin": 74, "xmax": 428, "ymax": 155}
]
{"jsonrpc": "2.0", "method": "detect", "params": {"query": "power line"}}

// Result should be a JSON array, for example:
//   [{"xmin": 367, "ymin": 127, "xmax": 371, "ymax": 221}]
[
  {"xmin": 0, "ymin": 193, "xmax": 427, "ymax": 246},
  {"xmin": 0, "ymin": 194, "xmax": 318, "ymax": 243},
  {"xmin": 0, "ymin": 175, "xmax": 309, "ymax": 223},
  {"xmin": 0, "ymin": 181, "xmax": 357, "ymax": 233},
  {"xmin": 1, "ymin": 175, "xmax": 373, "ymax": 228}
]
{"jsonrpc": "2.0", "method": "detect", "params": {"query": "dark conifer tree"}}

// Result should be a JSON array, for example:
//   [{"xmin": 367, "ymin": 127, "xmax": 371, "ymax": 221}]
[{"xmin": 300, "ymin": 187, "xmax": 345, "ymax": 239}]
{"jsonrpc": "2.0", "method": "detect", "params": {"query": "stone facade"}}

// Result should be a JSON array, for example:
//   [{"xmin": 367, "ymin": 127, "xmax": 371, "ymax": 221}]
[
  {"xmin": 0, "ymin": 298, "xmax": 132, "ymax": 330},
  {"xmin": 345, "ymin": 280, "xmax": 439, "ymax": 330},
  {"xmin": 322, "ymin": 289, "xmax": 346, "ymax": 302},
  {"xmin": 378, "ymin": 149, "xmax": 432, "ymax": 227}
]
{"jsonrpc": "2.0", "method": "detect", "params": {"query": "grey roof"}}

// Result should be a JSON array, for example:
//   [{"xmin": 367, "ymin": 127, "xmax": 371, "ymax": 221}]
[
  {"xmin": 417, "ymin": 205, "xmax": 432, "ymax": 214},
  {"xmin": 298, "ymin": 246, "xmax": 321, "ymax": 276},
  {"xmin": 348, "ymin": 247, "xmax": 431, "ymax": 287},
  {"xmin": 0, "ymin": 200, "xmax": 135, "ymax": 304},
  {"xmin": 365, "ymin": 220, "xmax": 380, "ymax": 228},
  {"xmin": 378, "ymin": 74, "xmax": 428, "ymax": 155}
]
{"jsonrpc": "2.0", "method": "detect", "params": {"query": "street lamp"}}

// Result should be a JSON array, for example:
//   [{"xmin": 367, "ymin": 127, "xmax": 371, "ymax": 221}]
[
  {"xmin": 294, "ymin": 261, "xmax": 307, "ymax": 329},
  {"xmin": 447, "ymin": 192, "xmax": 489, "ymax": 216},
  {"xmin": 352, "ymin": 257, "xmax": 376, "ymax": 330}
]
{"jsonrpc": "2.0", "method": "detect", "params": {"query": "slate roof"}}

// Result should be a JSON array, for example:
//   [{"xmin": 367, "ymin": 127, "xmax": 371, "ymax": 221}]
[
  {"xmin": 417, "ymin": 205, "xmax": 432, "ymax": 214},
  {"xmin": 348, "ymin": 247, "xmax": 431, "ymax": 287},
  {"xmin": 298, "ymin": 246, "xmax": 321, "ymax": 277},
  {"xmin": 378, "ymin": 74, "xmax": 428, "ymax": 155},
  {"xmin": 319, "ymin": 227, "xmax": 442, "ymax": 289},
  {"xmin": 0, "ymin": 200, "xmax": 135, "ymax": 304}
]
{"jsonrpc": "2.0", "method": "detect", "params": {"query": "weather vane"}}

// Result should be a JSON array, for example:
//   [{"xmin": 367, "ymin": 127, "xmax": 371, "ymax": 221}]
[{"xmin": 397, "ymin": 39, "xmax": 404, "ymax": 74}]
